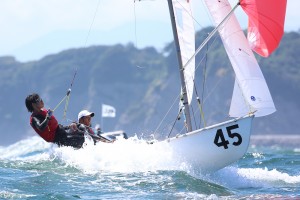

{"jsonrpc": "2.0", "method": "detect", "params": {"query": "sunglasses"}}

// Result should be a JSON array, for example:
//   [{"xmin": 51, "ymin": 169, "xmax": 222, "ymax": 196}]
[{"xmin": 34, "ymin": 98, "xmax": 42, "ymax": 103}]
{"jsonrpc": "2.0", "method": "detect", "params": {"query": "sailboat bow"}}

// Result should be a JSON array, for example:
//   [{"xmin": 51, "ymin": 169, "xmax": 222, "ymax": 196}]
[{"xmin": 167, "ymin": 114, "xmax": 253, "ymax": 173}]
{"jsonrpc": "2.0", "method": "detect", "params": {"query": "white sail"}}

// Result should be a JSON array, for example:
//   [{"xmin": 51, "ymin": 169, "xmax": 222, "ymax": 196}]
[
  {"xmin": 172, "ymin": 0, "xmax": 195, "ymax": 104},
  {"xmin": 204, "ymin": 0, "xmax": 276, "ymax": 117}
]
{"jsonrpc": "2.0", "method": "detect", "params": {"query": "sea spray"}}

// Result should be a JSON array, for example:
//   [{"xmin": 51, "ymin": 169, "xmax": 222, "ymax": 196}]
[
  {"xmin": 0, "ymin": 136, "xmax": 51, "ymax": 160},
  {"xmin": 53, "ymin": 135, "xmax": 191, "ymax": 174}
]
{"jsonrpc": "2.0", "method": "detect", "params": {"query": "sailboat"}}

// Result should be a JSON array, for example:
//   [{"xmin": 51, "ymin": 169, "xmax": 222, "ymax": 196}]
[{"xmin": 155, "ymin": 0, "xmax": 287, "ymax": 173}]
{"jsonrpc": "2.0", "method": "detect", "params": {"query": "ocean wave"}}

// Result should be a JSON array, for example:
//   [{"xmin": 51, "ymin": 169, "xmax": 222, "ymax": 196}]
[
  {"xmin": 237, "ymin": 167, "xmax": 300, "ymax": 184},
  {"xmin": 0, "ymin": 190, "xmax": 35, "ymax": 199},
  {"xmin": 208, "ymin": 166, "xmax": 300, "ymax": 190},
  {"xmin": 2, "ymin": 136, "xmax": 300, "ymax": 185},
  {"xmin": 0, "ymin": 136, "xmax": 299, "ymax": 198},
  {"xmin": 0, "ymin": 136, "xmax": 51, "ymax": 160}
]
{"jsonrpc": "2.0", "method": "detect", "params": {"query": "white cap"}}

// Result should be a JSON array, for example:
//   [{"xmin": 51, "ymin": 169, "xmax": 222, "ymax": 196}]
[{"xmin": 78, "ymin": 110, "xmax": 94, "ymax": 121}]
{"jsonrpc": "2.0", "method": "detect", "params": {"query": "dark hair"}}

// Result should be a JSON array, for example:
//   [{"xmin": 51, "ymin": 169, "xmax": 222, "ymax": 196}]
[{"xmin": 25, "ymin": 93, "xmax": 40, "ymax": 112}]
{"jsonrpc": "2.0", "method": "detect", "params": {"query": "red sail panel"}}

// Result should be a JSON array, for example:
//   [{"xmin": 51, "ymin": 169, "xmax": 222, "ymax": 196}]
[{"xmin": 240, "ymin": 0, "xmax": 287, "ymax": 57}]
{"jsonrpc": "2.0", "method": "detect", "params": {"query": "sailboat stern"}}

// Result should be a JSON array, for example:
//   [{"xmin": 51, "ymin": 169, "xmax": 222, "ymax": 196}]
[{"xmin": 166, "ymin": 115, "xmax": 253, "ymax": 173}]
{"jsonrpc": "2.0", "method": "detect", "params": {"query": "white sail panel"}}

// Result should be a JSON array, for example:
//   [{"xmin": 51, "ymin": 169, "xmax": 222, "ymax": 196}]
[
  {"xmin": 204, "ymin": 0, "xmax": 276, "ymax": 117},
  {"xmin": 173, "ymin": 0, "xmax": 195, "ymax": 104},
  {"xmin": 229, "ymin": 79, "xmax": 250, "ymax": 117}
]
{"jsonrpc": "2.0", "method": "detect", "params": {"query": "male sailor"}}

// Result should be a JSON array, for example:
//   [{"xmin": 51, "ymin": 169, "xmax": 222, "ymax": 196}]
[
  {"xmin": 77, "ymin": 110, "xmax": 96, "ymax": 135},
  {"xmin": 77, "ymin": 110, "xmax": 113, "ymax": 143},
  {"xmin": 25, "ymin": 93, "xmax": 85, "ymax": 148}
]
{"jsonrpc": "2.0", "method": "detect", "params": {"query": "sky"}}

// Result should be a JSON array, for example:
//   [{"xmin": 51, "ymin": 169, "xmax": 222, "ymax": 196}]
[{"xmin": 0, "ymin": 0, "xmax": 299, "ymax": 62}]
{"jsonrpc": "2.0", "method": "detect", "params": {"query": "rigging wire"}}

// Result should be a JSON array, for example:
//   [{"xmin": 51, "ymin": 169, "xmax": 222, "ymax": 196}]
[
  {"xmin": 174, "ymin": 0, "xmax": 203, "ymax": 30},
  {"xmin": 133, "ymin": 0, "xmax": 139, "ymax": 48},
  {"xmin": 198, "ymin": 38, "xmax": 210, "ymax": 128},
  {"xmin": 181, "ymin": 34, "xmax": 217, "ymax": 131},
  {"xmin": 193, "ymin": 34, "xmax": 219, "ymax": 129},
  {"xmin": 168, "ymin": 0, "xmax": 209, "ymax": 131},
  {"xmin": 53, "ymin": 0, "xmax": 101, "ymax": 120},
  {"xmin": 153, "ymin": 92, "xmax": 181, "ymax": 136},
  {"xmin": 136, "ymin": 0, "xmax": 233, "ymax": 138},
  {"xmin": 84, "ymin": 0, "xmax": 102, "ymax": 48},
  {"xmin": 182, "ymin": 2, "xmax": 240, "ymax": 75},
  {"xmin": 163, "ymin": 33, "xmax": 219, "ymax": 138},
  {"xmin": 167, "ymin": 107, "xmax": 183, "ymax": 138},
  {"xmin": 202, "ymin": 41, "xmax": 209, "ymax": 111},
  {"xmin": 190, "ymin": 104, "xmax": 198, "ymax": 129},
  {"xmin": 187, "ymin": 47, "xmax": 209, "ymax": 130}
]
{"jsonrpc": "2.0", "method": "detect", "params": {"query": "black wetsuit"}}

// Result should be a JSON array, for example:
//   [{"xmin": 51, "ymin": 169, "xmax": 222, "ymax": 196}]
[{"xmin": 31, "ymin": 115, "xmax": 85, "ymax": 149}]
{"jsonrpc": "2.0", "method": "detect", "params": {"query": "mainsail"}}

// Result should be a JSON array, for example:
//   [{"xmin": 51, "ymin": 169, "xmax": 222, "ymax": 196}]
[
  {"xmin": 204, "ymin": 0, "xmax": 276, "ymax": 117},
  {"xmin": 172, "ymin": 0, "xmax": 195, "ymax": 104},
  {"xmin": 240, "ymin": 0, "xmax": 287, "ymax": 57}
]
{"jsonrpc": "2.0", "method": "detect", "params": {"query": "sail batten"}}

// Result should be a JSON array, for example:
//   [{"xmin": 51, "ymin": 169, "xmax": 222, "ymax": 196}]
[{"xmin": 204, "ymin": 0, "xmax": 276, "ymax": 117}]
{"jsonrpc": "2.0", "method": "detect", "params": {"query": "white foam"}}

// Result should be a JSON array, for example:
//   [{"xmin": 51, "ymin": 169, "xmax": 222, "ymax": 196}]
[
  {"xmin": 52, "ymin": 135, "xmax": 188, "ymax": 174},
  {"xmin": 208, "ymin": 166, "xmax": 300, "ymax": 190},
  {"xmin": 0, "ymin": 135, "xmax": 191, "ymax": 174},
  {"xmin": 237, "ymin": 167, "xmax": 300, "ymax": 184},
  {"xmin": 0, "ymin": 136, "xmax": 51, "ymax": 160}
]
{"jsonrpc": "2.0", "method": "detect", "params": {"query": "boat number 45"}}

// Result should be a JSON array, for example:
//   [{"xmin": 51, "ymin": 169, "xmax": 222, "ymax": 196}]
[{"xmin": 213, "ymin": 124, "xmax": 242, "ymax": 149}]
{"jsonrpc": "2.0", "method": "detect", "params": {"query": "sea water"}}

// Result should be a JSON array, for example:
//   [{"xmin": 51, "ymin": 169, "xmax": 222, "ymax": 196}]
[{"xmin": 0, "ymin": 135, "xmax": 299, "ymax": 199}]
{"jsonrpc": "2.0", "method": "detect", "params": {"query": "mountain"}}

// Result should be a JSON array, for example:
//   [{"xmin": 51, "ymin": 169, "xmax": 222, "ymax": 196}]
[{"xmin": 0, "ymin": 28, "xmax": 299, "ymax": 146}]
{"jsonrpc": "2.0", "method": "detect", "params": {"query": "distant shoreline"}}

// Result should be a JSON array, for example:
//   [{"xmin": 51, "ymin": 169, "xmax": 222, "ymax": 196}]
[{"xmin": 250, "ymin": 135, "xmax": 300, "ymax": 147}]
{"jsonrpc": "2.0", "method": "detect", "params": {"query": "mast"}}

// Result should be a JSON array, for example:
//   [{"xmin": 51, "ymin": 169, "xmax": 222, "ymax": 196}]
[{"xmin": 167, "ymin": 0, "xmax": 193, "ymax": 132}]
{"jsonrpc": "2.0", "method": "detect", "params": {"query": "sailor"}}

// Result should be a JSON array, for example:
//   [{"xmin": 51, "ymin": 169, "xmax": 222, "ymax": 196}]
[
  {"xmin": 77, "ymin": 110, "xmax": 115, "ymax": 143},
  {"xmin": 77, "ymin": 110, "xmax": 96, "ymax": 135},
  {"xmin": 25, "ymin": 93, "xmax": 85, "ymax": 148}
]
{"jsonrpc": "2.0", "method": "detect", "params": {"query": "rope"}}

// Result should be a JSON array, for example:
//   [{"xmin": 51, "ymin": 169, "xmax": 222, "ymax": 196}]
[
  {"xmin": 63, "ymin": 92, "xmax": 71, "ymax": 120},
  {"xmin": 53, "ymin": 95, "xmax": 68, "ymax": 111},
  {"xmin": 52, "ymin": 69, "xmax": 77, "ymax": 121},
  {"xmin": 63, "ymin": 69, "xmax": 77, "ymax": 120},
  {"xmin": 53, "ymin": 1, "xmax": 100, "ymax": 119}
]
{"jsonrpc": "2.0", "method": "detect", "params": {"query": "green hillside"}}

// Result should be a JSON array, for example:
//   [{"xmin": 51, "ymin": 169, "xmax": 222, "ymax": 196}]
[{"xmin": 0, "ymin": 28, "xmax": 299, "ymax": 145}]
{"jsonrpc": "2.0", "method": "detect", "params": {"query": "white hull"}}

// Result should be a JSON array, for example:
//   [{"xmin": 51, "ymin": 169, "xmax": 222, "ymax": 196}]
[{"xmin": 164, "ymin": 115, "xmax": 254, "ymax": 173}]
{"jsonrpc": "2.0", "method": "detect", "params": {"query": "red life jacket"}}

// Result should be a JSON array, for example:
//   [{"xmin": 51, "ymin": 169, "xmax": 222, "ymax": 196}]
[{"xmin": 30, "ymin": 108, "xmax": 58, "ymax": 142}]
